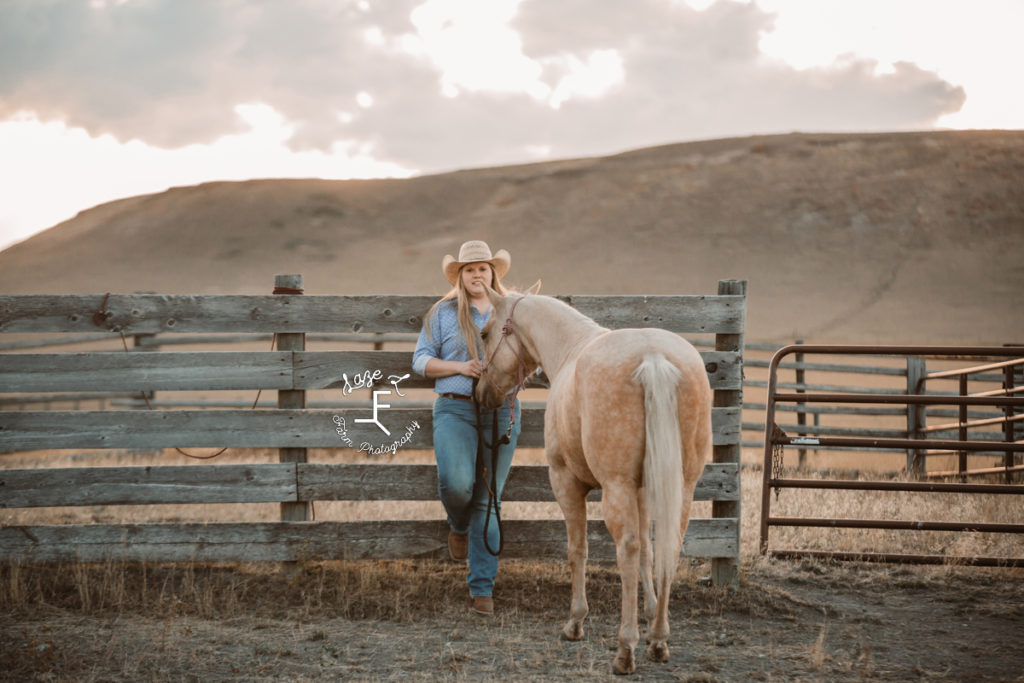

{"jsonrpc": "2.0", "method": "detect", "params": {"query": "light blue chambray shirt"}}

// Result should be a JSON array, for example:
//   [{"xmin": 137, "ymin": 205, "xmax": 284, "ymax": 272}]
[{"xmin": 412, "ymin": 300, "xmax": 490, "ymax": 396}]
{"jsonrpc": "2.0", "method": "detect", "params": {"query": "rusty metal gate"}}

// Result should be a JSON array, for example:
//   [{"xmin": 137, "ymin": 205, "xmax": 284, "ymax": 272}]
[{"xmin": 759, "ymin": 345, "xmax": 1024, "ymax": 567}]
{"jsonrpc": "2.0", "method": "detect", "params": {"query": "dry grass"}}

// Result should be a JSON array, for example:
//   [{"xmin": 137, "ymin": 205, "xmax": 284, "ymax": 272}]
[{"xmin": 2, "ymin": 442, "xmax": 1023, "ymax": 679}]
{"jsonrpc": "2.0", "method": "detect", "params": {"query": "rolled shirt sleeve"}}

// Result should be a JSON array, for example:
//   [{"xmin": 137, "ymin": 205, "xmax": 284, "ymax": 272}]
[
  {"xmin": 411, "ymin": 325, "xmax": 437, "ymax": 377},
  {"xmin": 410, "ymin": 301, "xmax": 490, "ymax": 396}
]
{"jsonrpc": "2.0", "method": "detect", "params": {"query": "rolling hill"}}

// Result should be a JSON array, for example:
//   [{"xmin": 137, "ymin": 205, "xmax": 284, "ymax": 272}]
[{"xmin": 1, "ymin": 130, "xmax": 1021, "ymax": 344}]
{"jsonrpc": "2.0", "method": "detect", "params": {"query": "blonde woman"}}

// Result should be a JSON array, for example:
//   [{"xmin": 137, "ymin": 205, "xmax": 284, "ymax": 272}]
[{"xmin": 412, "ymin": 240, "xmax": 522, "ymax": 616}]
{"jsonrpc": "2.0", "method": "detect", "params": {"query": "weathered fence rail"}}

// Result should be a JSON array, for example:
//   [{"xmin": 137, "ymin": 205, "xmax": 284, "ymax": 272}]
[
  {"xmin": 0, "ymin": 277, "xmax": 747, "ymax": 584},
  {"xmin": 0, "ymin": 407, "xmax": 739, "ymax": 450},
  {"xmin": 0, "ymin": 293, "xmax": 744, "ymax": 335},
  {"xmin": 0, "ymin": 463, "xmax": 740, "ymax": 562}
]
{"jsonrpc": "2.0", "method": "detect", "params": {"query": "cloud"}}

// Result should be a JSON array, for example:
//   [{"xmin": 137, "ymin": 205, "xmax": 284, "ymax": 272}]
[{"xmin": 0, "ymin": 0, "xmax": 965, "ymax": 172}]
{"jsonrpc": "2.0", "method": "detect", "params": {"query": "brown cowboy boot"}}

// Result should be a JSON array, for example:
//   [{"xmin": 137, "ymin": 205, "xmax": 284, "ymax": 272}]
[
  {"xmin": 471, "ymin": 596, "xmax": 494, "ymax": 615},
  {"xmin": 448, "ymin": 530, "xmax": 468, "ymax": 561}
]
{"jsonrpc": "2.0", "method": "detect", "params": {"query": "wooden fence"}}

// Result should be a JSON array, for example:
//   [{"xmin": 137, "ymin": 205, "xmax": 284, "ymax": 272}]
[
  {"xmin": 11, "ymin": 336, "xmax": 1018, "ymax": 479},
  {"xmin": 0, "ymin": 277, "xmax": 747, "ymax": 585}
]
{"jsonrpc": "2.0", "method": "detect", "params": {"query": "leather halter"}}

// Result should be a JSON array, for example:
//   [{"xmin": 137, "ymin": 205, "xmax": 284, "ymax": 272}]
[{"xmin": 479, "ymin": 295, "xmax": 531, "ymax": 424}]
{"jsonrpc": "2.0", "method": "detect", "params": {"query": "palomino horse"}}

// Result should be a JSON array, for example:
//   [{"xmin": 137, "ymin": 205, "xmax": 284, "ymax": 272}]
[{"xmin": 475, "ymin": 284, "xmax": 712, "ymax": 675}]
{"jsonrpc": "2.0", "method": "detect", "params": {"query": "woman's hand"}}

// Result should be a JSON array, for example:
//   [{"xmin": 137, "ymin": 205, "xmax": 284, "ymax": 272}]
[{"xmin": 461, "ymin": 359, "xmax": 484, "ymax": 378}]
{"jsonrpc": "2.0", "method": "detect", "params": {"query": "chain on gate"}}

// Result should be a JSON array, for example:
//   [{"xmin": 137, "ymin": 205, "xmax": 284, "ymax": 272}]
[{"xmin": 770, "ymin": 422, "xmax": 786, "ymax": 501}]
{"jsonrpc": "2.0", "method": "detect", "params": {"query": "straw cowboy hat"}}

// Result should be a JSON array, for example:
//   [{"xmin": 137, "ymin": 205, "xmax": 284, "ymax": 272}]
[{"xmin": 442, "ymin": 240, "xmax": 511, "ymax": 285}]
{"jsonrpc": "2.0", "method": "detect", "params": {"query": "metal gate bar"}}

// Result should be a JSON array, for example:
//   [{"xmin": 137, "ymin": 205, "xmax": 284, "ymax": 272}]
[
  {"xmin": 768, "ymin": 518, "xmax": 1024, "ymax": 533},
  {"xmin": 768, "ymin": 478, "xmax": 1023, "ymax": 494},
  {"xmin": 768, "ymin": 550, "xmax": 1024, "ymax": 568},
  {"xmin": 760, "ymin": 344, "xmax": 1024, "ymax": 566},
  {"xmin": 912, "ymin": 353, "xmax": 1023, "ymax": 480}
]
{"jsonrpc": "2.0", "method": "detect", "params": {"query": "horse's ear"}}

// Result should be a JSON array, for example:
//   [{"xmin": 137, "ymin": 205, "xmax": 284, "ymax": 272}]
[
  {"xmin": 484, "ymin": 284, "xmax": 503, "ymax": 307},
  {"xmin": 526, "ymin": 279, "xmax": 542, "ymax": 295}
]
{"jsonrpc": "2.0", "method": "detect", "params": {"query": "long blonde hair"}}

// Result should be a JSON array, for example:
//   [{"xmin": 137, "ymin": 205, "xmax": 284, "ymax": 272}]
[{"xmin": 424, "ymin": 263, "xmax": 508, "ymax": 361}]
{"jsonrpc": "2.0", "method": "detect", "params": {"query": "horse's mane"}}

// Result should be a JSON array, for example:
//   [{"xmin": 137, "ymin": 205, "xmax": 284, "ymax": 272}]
[{"xmin": 530, "ymin": 293, "xmax": 607, "ymax": 330}]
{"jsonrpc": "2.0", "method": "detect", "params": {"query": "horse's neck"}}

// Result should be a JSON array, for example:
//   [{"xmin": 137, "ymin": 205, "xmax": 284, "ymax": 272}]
[{"xmin": 524, "ymin": 298, "xmax": 605, "ymax": 378}]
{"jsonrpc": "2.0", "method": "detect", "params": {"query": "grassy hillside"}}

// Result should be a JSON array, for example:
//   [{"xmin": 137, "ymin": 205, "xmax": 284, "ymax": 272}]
[{"xmin": 1, "ymin": 130, "xmax": 1021, "ymax": 343}]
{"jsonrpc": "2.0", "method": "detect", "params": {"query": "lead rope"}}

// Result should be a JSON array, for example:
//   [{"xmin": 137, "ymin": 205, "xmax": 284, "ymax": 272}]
[
  {"xmin": 473, "ymin": 378, "xmax": 508, "ymax": 556},
  {"xmin": 471, "ymin": 295, "xmax": 534, "ymax": 556}
]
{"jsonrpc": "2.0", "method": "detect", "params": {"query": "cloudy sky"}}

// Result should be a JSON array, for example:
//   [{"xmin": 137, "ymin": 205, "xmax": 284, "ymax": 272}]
[{"xmin": 1, "ymin": 0, "xmax": 1021, "ymax": 251}]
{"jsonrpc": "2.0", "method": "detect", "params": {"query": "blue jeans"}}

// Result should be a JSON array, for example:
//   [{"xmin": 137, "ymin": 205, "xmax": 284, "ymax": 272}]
[{"xmin": 433, "ymin": 395, "xmax": 521, "ymax": 597}]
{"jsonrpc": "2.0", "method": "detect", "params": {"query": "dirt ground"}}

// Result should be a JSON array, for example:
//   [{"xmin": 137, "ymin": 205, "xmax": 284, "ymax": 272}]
[{"xmin": 3, "ymin": 558, "xmax": 1023, "ymax": 682}]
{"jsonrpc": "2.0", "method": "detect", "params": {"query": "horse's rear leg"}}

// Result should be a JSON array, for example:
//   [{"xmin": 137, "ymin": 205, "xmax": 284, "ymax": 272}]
[
  {"xmin": 549, "ymin": 464, "xmax": 590, "ymax": 642},
  {"xmin": 604, "ymin": 483, "xmax": 641, "ymax": 675},
  {"xmin": 638, "ymin": 493, "xmax": 656, "ymax": 624}
]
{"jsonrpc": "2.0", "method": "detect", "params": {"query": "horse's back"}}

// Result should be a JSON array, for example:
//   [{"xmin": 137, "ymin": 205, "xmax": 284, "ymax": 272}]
[
  {"xmin": 578, "ymin": 328, "xmax": 706, "ymax": 386},
  {"xmin": 567, "ymin": 329, "xmax": 711, "ymax": 485}
]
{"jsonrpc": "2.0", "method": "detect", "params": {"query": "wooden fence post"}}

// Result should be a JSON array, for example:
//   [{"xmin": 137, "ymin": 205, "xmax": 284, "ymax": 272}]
[
  {"xmin": 132, "ymin": 333, "xmax": 157, "ymax": 408},
  {"xmin": 275, "ymin": 274, "xmax": 309, "ymax": 523},
  {"xmin": 906, "ymin": 356, "xmax": 927, "ymax": 478},
  {"xmin": 711, "ymin": 279, "xmax": 746, "ymax": 587},
  {"xmin": 795, "ymin": 340, "xmax": 807, "ymax": 467}
]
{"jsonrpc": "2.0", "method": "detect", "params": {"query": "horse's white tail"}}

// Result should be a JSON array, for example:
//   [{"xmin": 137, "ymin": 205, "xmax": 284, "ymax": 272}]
[{"xmin": 633, "ymin": 353, "xmax": 685, "ymax": 595}]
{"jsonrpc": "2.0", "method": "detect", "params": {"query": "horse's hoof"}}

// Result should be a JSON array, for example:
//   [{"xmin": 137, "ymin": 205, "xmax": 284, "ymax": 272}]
[
  {"xmin": 647, "ymin": 641, "xmax": 670, "ymax": 662},
  {"xmin": 612, "ymin": 650, "xmax": 636, "ymax": 675},
  {"xmin": 561, "ymin": 621, "xmax": 585, "ymax": 641}
]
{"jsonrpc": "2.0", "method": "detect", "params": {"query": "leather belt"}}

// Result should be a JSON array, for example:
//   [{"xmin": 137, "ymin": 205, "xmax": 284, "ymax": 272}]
[{"xmin": 439, "ymin": 392, "xmax": 473, "ymax": 401}]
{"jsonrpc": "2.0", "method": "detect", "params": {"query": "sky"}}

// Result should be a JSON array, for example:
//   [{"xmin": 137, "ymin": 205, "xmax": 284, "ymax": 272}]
[{"xmin": 1, "ymin": 0, "xmax": 1021, "ymax": 252}]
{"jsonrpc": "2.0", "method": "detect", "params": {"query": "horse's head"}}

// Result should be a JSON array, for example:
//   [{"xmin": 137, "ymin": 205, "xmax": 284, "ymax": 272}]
[{"xmin": 474, "ymin": 281, "xmax": 542, "ymax": 410}]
